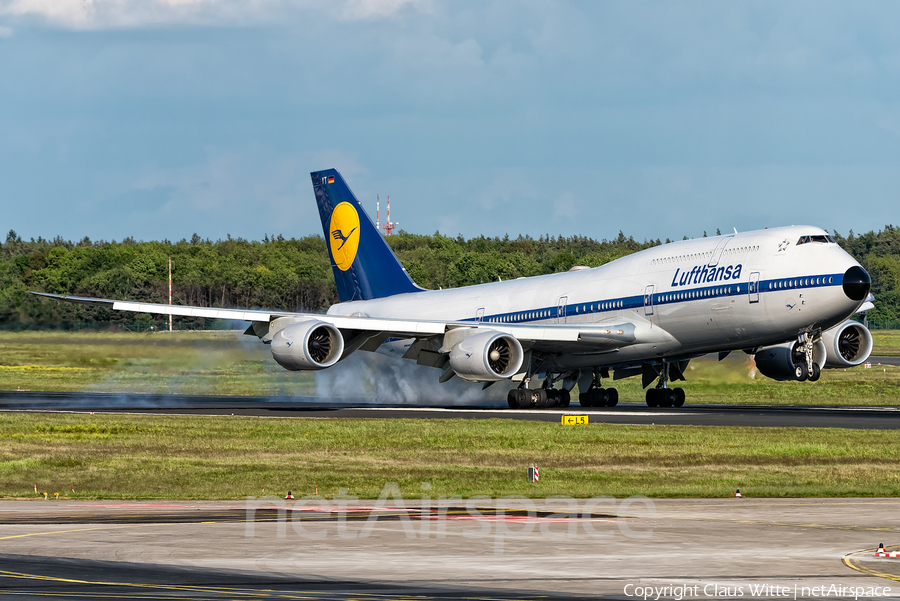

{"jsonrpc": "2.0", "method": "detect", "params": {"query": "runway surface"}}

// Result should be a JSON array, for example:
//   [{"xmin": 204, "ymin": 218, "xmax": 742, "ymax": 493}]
[
  {"xmin": 1, "ymin": 499, "xmax": 899, "ymax": 599},
  {"xmin": 872, "ymin": 356, "xmax": 900, "ymax": 366},
  {"xmin": 2, "ymin": 389, "xmax": 900, "ymax": 428},
  {"xmin": 0, "ymin": 553, "xmax": 562, "ymax": 600}
]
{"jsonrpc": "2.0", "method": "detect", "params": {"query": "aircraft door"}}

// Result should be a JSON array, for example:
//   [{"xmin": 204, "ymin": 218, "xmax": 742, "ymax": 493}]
[
  {"xmin": 557, "ymin": 296, "xmax": 567, "ymax": 324},
  {"xmin": 644, "ymin": 285, "xmax": 655, "ymax": 316},
  {"xmin": 476, "ymin": 307, "xmax": 485, "ymax": 323},
  {"xmin": 748, "ymin": 273, "xmax": 760, "ymax": 304}
]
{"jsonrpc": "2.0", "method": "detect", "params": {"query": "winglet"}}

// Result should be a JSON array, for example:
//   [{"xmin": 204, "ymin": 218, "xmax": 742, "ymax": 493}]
[{"xmin": 311, "ymin": 169, "xmax": 423, "ymax": 302}]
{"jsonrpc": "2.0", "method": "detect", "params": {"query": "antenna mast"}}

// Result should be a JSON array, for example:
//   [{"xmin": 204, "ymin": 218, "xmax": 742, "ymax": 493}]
[
  {"xmin": 168, "ymin": 257, "xmax": 173, "ymax": 332},
  {"xmin": 382, "ymin": 195, "xmax": 398, "ymax": 236}
]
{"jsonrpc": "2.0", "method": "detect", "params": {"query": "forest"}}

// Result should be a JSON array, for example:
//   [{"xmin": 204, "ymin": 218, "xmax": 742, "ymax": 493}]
[{"xmin": 1, "ymin": 225, "xmax": 898, "ymax": 330}]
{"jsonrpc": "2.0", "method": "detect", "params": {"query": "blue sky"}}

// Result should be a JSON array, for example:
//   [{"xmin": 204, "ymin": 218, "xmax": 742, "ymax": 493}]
[{"xmin": 1, "ymin": 1, "xmax": 898, "ymax": 244}]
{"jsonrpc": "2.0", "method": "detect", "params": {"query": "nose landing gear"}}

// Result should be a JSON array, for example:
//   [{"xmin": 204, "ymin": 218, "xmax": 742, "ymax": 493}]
[{"xmin": 794, "ymin": 331, "xmax": 823, "ymax": 382}]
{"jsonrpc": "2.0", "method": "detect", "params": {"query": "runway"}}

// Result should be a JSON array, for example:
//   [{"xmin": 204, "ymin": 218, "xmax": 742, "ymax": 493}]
[
  {"xmin": 1, "ymin": 499, "xmax": 899, "ymax": 599},
  {"xmin": 872, "ymin": 356, "xmax": 900, "ymax": 366},
  {"xmin": 2, "ymin": 389, "xmax": 900, "ymax": 428}
]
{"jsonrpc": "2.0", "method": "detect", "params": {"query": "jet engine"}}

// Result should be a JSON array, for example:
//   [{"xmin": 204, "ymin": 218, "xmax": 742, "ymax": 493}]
[
  {"xmin": 822, "ymin": 320, "xmax": 873, "ymax": 368},
  {"xmin": 448, "ymin": 331, "xmax": 524, "ymax": 382},
  {"xmin": 271, "ymin": 321, "xmax": 344, "ymax": 371},
  {"xmin": 754, "ymin": 339, "xmax": 826, "ymax": 381}
]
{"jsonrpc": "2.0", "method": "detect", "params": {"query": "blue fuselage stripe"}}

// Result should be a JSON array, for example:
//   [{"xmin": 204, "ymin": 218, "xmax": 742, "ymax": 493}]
[{"xmin": 464, "ymin": 273, "xmax": 844, "ymax": 325}]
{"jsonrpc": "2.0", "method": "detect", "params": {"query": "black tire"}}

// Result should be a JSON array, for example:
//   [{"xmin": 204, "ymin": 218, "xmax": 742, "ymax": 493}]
[
  {"xmin": 659, "ymin": 389, "xmax": 674, "ymax": 408},
  {"xmin": 672, "ymin": 388, "xmax": 685, "ymax": 407},
  {"xmin": 507, "ymin": 390, "xmax": 519, "ymax": 408},
  {"xmin": 607, "ymin": 388, "xmax": 619, "ymax": 407},
  {"xmin": 534, "ymin": 389, "xmax": 548, "ymax": 407},
  {"xmin": 579, "ymin": 392, "xmax": 593, "ymax": 408},
  {"xmin": 809, "ymin": 363, "xmax": 821, "ymax": 382},
  {"xmin": 599, "ymin": 389, "xmax": 610, "ymax": 407},
  {"xmin": 646, "ymin": 389, "xmax": 658, "ymax": 407},
  {"xmin": 517, "ymin": 389, "xmax": 531, "ymax": 408},
  {"xmin": 559, "ymin": 389, "xmax": 571, "ymax": 406},
  {"xmin": 794, "ymin": 362, "xmax": 809, "ymax": 382}
]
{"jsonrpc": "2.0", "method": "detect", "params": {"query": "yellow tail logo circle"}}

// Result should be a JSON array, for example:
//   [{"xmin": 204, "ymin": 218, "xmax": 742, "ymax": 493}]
[{"xmin": 329, "ymin": 202, "xmax": 360, "ymax": 272}]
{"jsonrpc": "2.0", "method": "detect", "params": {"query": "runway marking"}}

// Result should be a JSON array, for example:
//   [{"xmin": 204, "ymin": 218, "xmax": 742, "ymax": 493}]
[
  {"xmin": 650, "ymin": 500, "xmax": 900, "ymax": 510},
  {"xmin": 0, "ymin": 566, "xmax": 554, "ymax": 600},
  {"xmin": 622, "ymin": 513, "xmax": 900, "ymax": 535},
  {"xmin": 843, "ymin": 544, "xmax": 900, "ymax": 583},
  {"xmin": 0, "ymin": 569, "xmax": 322, "ymax": 598},
  {"xmin": 0, "ymin": 525, "xmax": 145, "ymax": 540},
  {"xmin": 356, "ymin": 407, "xmax": 696, "ymax": 416}
]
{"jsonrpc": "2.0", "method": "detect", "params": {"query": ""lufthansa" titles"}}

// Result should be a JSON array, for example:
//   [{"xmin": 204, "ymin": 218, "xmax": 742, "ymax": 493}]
[{"xmin": 671, "ymin": 263, "xmax": 743, "ymax": 288}]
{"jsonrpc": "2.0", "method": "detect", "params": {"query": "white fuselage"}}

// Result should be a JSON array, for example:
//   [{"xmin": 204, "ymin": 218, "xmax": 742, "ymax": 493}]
[{"xmin": 327, "ymin": 226, "xmax": 864, "ymax": 371}]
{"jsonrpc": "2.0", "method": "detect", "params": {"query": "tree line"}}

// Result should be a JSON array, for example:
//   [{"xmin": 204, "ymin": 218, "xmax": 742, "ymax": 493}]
[{"xmin": 0, "ymin": 226, "xmax": 897, "ymax": 330}]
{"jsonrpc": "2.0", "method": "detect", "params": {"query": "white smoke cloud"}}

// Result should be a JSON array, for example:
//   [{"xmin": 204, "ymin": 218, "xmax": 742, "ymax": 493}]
[
  {"xmin": 315, "ymin": 351, "xmax": 509, "ymax": 407},
  {"xmin": 0, "ymin": 0, "xmax": 424, "ymax": 29}
]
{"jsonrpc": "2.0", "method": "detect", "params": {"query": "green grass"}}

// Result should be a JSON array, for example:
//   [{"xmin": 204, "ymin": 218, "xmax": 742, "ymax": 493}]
[
  {"xmin": 0, "ymin": 330, "xmax": 317, "ymax": 396},
  {"xmin": 873, "ymin": 330, "xmax": 900, "ymax": 355},
  {"xmin": 0, "ymin": 330, "xmax": 897, "ymax": 405},
  {"xmin": 2, "ymin": 412, "xmax": 899, "ymax": 499}
]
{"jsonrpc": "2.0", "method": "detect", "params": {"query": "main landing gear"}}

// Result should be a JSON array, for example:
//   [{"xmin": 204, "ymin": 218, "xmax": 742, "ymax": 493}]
[
  {"xmin": 645, "ymin": 387, "xmax": 685, "ymax": 408},
  {"xmin": 645, "ymin": 362, "xmax": 686, "ymax": 408},
  {"xmin": 507, "ymin": 387, "xmax": 570, "ymax": 408},
  {"xmin": 578, "ymin": 369, "xmax": 618, "ymax": 407}
]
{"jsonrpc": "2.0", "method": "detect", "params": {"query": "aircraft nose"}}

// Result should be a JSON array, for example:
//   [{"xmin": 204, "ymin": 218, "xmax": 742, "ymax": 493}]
[{"xmin": 842, "ymin": 265, "xmax": 871, "ymax": 301}]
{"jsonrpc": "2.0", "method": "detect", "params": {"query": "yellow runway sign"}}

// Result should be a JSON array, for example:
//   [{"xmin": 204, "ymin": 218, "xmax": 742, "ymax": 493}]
[{"xmin": 561, "ymin": 415, "xmax": 589, "ymax": 425}]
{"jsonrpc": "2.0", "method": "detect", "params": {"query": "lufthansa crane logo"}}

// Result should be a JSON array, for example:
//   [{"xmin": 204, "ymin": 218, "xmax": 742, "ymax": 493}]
[{"xmin": 329, "ymin": 202, "xmax": 360, "ymax": 272}]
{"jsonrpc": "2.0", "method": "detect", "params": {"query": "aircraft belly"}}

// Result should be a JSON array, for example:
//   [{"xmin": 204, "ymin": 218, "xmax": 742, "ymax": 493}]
[{"xmin": 545, "ymin": 342, "xmax": 679, "ymax": 371}]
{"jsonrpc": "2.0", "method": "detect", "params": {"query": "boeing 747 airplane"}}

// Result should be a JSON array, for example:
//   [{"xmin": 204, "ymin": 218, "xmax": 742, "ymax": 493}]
[{"xmin": 31, "ymin": 169, "xmax": 874, "ymax": 408}]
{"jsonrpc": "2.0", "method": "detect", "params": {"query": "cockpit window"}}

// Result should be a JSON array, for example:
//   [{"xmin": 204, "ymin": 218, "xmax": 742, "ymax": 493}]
[{"xmin": 797, "ymin": 234, "xmax": 835, "ymax": 245}]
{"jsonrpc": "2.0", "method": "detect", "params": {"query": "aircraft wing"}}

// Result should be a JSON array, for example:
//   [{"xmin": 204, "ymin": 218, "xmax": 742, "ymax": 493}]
[{"xmin": 27, "ymin": 292, "xmax": 672, "ymax": 352}]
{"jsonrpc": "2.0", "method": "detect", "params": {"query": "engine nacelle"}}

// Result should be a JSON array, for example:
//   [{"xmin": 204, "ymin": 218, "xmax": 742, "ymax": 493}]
[
  {"xmin": 754, "ymin": 340, "xmax": 826, "ymax": 381},
  {"xmin": 822, "ymin": 320, "xmax": 873, "ymax": 368},
  {"xmin": 270, "ymin": 321, "xmax": 344, "ymax": 371},
  {"xmin": 448, "ymin": 331, "xmax": 524, "ymax": 382}
]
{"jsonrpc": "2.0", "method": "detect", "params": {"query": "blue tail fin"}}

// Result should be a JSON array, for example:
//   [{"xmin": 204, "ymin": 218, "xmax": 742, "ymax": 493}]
[{"xmin": 311, "ymin": 169, "xmax": 423, "ymax": 302}]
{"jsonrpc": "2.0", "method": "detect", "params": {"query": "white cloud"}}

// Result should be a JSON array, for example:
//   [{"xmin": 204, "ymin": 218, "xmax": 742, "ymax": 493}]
[
  {"xmin": 0, "ymin": 0, "xmax": 425, "ymax": 29},
  {"xmin": 0, "ymin": 24, "xmax": 11, "ymax": 36},
  {"xmin": 339, "ymin": 0, "xmax": 424, "ymax": 20},
  {"xmin": 551, "ymin": 191, "xmax": 584, "ymax": 221},
  {"xmin": 85, "ymin": 145, "xmax": 368, "ymax": 239}
]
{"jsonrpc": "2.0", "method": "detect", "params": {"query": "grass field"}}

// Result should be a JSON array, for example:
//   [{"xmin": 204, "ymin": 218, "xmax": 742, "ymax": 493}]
[
  {"xmin": 1, "ymin": 330, "xmax": 898, "ymax": 406},
  {"xmin": 2, "ymin": 412, "xmax": 899, "ymax": 500},
  {"xmin": 873, "ymin": 329, "xmax": 900, "ymax": 355}
]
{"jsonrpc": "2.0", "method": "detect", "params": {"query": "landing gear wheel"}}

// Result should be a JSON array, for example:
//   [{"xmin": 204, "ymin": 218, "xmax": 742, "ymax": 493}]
[
  {"xmin": 558, "ymin": 389, "xmax": 571, "ymax": 407},
  {"xmin": 794, "ymin": 362, "xmax": 809, "ymax": 382},
  {"xmin": 646, "ymin": 389, "xmax": 659, "ymax": 407},
  {"xmin": 517, "ymin": 389, "xmax": 531, "ymax": 408},
  {"xmin": 808, "ymin": 363, "xmax": 821, "ymax": 382},
  {"xmin": 579, "ymin": 392, "xmax": 593, "ymax": 408},
  {"xmin": 607, "ymin": 388, "xmax": 619, "ymax": 407},
  {"xmin": 672, "ymin": 388, "xmax": 685, "ymax": 407},
  {"xmin": 598, "ymin": 389, "xmax": 610, "ymax": 407},
  {"xmin": 659, "ymin": 389, "xmax": 674, "ymax": 408},
  {"xmin": 507, "ymin": 390, "xmax": 518, "ymax": 409}
]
